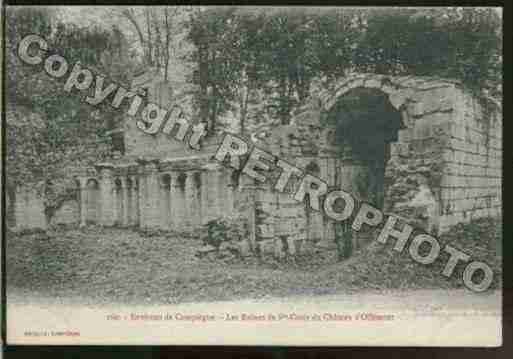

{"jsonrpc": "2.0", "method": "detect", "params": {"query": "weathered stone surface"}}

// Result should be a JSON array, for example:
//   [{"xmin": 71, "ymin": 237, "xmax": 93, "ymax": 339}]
[{"xmin": 9, "ymin": 72, "xmax": 501, "ymax": 260}]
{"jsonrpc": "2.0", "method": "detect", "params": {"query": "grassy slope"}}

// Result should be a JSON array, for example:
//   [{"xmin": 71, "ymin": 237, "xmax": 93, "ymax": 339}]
[{"xmin": 6, "ymin": 217, "xmax": 501, "ymax": 305}]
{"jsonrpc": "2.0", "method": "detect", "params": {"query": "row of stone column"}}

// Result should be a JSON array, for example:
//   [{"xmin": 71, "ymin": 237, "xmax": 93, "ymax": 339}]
[
  {"xmin": 115, "ymin": 176, "xmax": 140, "ymax": 227},
  {"xmin": 77, "ymin": 171, "xmax": 140, "ymax": 227},
  {"xmin": 77, "ymin": 164, "xmax": 238, "ymax": 231},
  {"xmin": 153, "ymin": 167, "xmax": 238, "ymax": 231}
]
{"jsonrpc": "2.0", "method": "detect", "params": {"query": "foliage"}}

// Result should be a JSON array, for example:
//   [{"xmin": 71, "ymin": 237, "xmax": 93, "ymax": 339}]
[
  {"xmin": 353, "ymin": 8, "xmax": 502, "ymax": 95},
  {"xmin": 6, "ymin": 218, "xmax": 501, "ymax": 305},
  {"xmin": 5, "ymin": 6, "xmax": 501, "ymax": 225},
  {"xmin": 5, "ymin": 7, "xmax": 134, "ymax": 223},
  {"xmin": 346, "ymin": 216, "xmax": 502, "ymax": 290},
  {"xmin": 185, "ymin": 7, "xmax": 501, "ymax": 134},
  {"xmin": 203, "ymin": 215, "xmax": 249, "ymax": 249},
  {"xmin": 106, "ymin": 6, "xmax": 192, "ymax": 81}
]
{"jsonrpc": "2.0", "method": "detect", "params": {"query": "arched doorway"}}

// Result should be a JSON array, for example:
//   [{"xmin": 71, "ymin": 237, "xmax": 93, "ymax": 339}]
[
  {"xmin": 327, "ymin": 87, "xmax": 404, "ymax": 208},
  {"xmin": 327, "ymin": 87, "xmax": 404, "ymax": 248}
]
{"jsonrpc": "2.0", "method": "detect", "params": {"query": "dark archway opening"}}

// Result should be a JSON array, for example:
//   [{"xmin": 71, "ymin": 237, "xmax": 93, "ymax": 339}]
[
  {"xmin": 327, "ymin": 87, "xmax": 404, "ymax": 254},
  {"xmin": 327, "ymin": 87, "xmax": 404, "ymax": 209}
]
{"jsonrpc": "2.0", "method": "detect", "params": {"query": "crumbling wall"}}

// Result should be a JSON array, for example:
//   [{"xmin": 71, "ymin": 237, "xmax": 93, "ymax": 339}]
[
  {"xmin": 249, "ymin": 103, "xmax": 341, "ymax": 257},
  {"xmin": 10, "ymin": 72, "xmax": 500, "ymax": 258},
  {"xmin": 104, "ymin": 155, "xmax": 239, "ymax": 232},
  {"xmin": 51, "ymin": 200, "xmax": 80, "ymax": 226},
  {"xmin": 248, "ymin": 73, "xmax": 502, "ymax": 259},
  {"xmin": 438, "ymin": 90, "xmax": 502, "ymax": 232},
  {"xmin": 8, "ymin": 185, "xmax": 81, "ymax": 231},
  {"xmin": 12, "ymin": 186, "xmax": 47, "ymax": 231},
  {"xmin": 124, "ymin": 71, "xmax": 217, "ymax": 159}
]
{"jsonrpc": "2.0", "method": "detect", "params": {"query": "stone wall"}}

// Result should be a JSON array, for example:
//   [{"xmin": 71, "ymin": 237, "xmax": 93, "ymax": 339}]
[
  {"xmin": 438, "ymin": 89, "xmax": 502, "ymax": 232},
  {"xmin": 249, "ymin": 72, "xmax": 502, "ymax": 256},
  {"xmin": 7, "ymin": 72, "xmax": 501, "ymax": 261},
  {"xmin": 124, "ymin": 70, "xmax": 218, "ymax": 159},
  {"xmin": 323, "ymin": 74, "xmax": 500, "ymax": 234},
  {"xmin": 86, "ymin": 150, "xmax": 239, "ymax": 233},
  {"xmin": 12, "ymin": 187, "xmax": 47, "ymax": 231},
  {"xmin": 247, "ymin": 105, "xmax": 342, "ymax": 256},
  {"xmin": 52, "ymin": 200, "xmax": 80, "ymax": 226},
  {"xmin": 8, "ymin": 187, "xmax": 81, "ymax": 231}
]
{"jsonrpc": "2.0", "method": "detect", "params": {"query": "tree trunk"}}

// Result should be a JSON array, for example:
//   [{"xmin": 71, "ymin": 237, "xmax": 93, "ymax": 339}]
[
  {"xmin": 145, "ymin": 9, "xmax": 154, "ymax": 66},
  {"xmin": 164, "ymin": 8, "xmax": 171, "ymax": 82},
  {"xmin": 239, "ymin": 84, "xmax": 250, "ymax": 135},
  {"xmin": 209, "ymin": 84, "xmax": 219, "ymax": 133},
  {"xmin": 198, "ymin": 44, "xmax": 209, "ymax": 128},
  {"xmin": 122, "ymin": 10, "xmax": 146, "ymax": 58}
]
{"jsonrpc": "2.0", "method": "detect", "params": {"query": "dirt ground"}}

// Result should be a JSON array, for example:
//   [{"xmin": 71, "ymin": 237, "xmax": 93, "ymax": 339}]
[{"xmin": 5, "ymin": 218, "xmax": 502, "ymax": 306}]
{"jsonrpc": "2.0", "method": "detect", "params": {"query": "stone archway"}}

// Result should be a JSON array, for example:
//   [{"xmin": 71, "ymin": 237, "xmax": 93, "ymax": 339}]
[
  {"xmin": 305, "ymin": 73, "xmax": 463, "ymax": 233},
  {"xmin": 326, "ymin": 87, "xmax": 404, "ymax": 209}
]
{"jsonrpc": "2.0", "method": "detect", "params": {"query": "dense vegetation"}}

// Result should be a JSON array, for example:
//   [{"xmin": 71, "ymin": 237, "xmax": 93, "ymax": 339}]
[
  {"xmin": 186, "ymin": 7, "xmax": 501, "ymax": 130},
  {"xmin": 5, "ymin": 7, "xmax": 502, "ymax": 224},
  {"xmin": 5, "ymin": 7, "xmax": 136, "ymax": 222}
]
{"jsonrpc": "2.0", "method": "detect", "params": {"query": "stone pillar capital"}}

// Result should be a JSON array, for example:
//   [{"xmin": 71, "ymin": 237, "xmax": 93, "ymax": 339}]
[
  {"xmin": 99, "ymin": 168, "xmax": 114, "ymax": 180},
  {"xmin": 118, "ymin": 176, "xmax": 128, "ymax": 188},
  {"xmin": 77, "ymin": 177, "xmax": 89, "ymax": 188},
  {"xmin": 172, "ymin": 172, "xmax": 187, "ymax": 188},
  {"xmin": 145, "ymin": 162, "xmax": 159, "ymax": 173},
  {"xmin": 129, "ymin": 176, "xmax": 139, "ymax": 188}
]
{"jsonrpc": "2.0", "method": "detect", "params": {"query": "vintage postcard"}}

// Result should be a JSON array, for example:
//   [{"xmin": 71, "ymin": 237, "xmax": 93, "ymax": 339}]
[{"xmin": 2, "ymin": 5, "xmax": 502, "ymax": 346}]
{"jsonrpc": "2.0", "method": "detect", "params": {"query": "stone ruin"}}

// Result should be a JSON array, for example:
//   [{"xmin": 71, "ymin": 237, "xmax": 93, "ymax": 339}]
[{"xmin": 8, "ymin": 72, "xmax": 502, "ymax": 260}]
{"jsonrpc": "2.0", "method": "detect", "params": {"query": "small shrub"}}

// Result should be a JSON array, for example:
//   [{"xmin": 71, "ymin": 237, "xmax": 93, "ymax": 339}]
[{"xmin": 202, "ymin": 215, "xmax": 250, "ymax": 250}]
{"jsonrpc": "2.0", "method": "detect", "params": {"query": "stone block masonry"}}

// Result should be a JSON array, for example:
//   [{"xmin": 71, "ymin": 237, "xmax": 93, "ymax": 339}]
[
  {"xmin": 437, "ymin": 89, "xmax": 502, "ymax": 232},
  {"xmin": 249, "ymin": 73, "xmax": 501, "ymax": 250},
  {"xmin": 7, "ymin": 72, "xmax": 501, "ymax": 263}
]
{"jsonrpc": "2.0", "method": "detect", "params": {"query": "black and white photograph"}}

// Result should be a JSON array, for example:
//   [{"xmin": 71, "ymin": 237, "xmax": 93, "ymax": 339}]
[{"xmin": 2, "ymin": 5, "xmax": 503, "ymax": 346}]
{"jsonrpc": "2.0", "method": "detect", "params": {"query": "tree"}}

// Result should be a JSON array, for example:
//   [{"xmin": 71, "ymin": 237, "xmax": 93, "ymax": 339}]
[
  {"xmin": 5, "ymin": 7, "xmax": 135, "ymax": 225},
  {"xmin": 185, "ymin": 7, "xmax": 501, "ymax": 135},
  {"xmin": 110, "ymin": 6, "xmax": 191, "ymax": 81},
  {"xmin": 353, "ymin": 8, "xmax": 502, "ymax": 94}
]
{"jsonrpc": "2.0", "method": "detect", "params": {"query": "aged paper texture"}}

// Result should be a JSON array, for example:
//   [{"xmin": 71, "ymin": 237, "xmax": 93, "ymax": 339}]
[{"xmin": 3, "ymin": 5, "xmax": 502, "ymax": 346}]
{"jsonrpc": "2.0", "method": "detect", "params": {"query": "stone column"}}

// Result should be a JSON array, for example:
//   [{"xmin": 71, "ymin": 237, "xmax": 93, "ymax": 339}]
[
  {"xmin": 180, "ymin": 172, "xmax": 190, "ymax": 231},
  {"xmin": 157, "ymin": 173, "xmax": 172, "ymax": 229},
  {"xmin": 145, "ymin": 162, "xmax": 160, "ymax": 228},
  {"xmin": 239, "ymin": 173, "xmax": 257, "ymax": 250},
  {"xmin": 130, "ymin": 176, "xmax": 140, "ymax": 226},
  {"xmin": 200, "ymin": 171, "xmax": 210, "ymax": 225},
  {"xmin": 138, "ymin": 174, "xmax": 147, "ymax": 228},
  {"xmin": 228, "ymin": 170, "xmax": 239, "ymax": 215},
  {"xmin": 171, "ymin": 172, "xmax": 186, "ymax": 231},
  {"xmin": 98, "ymin": 167, "xmax": 115, "ymax": 226},
  {"xmin": 202, "ymin": 166, "xmax": 222, "ymax": 224},
  {"xmin": 169, "ymin": 172, "xmax": 179, "ymax": 230},
  {"xmin": 210, "ymin": 169, "xmax": 220, "ymax": 220},
  {"xmin": 120, "ymin": 177, "xmax": 129, "ymax": 227},
  {"xmin": 78, "ymin": 178, "xmax": 88, "ymax": 227},
  {"xmin": 129, "ymin": 176, "xmax": 139, "ymax": 225},
  {"xmin": 185, "ymin": 172, "xmax": 194, "ymax": 229},
  {"xmin": 195, "ymin": 171, "xmax": 204, "ymax": 227},
  {"xmin": 221, "ymin": 169, "xmax": 234, "ymax": 216},
  {"xmin": 186, "ymin": 171, "xmax": 202, "ymax": 229}
]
